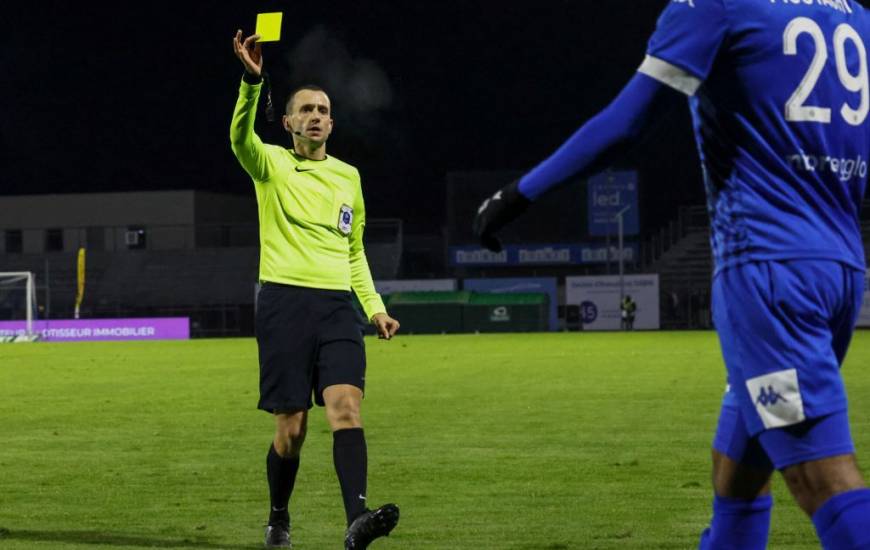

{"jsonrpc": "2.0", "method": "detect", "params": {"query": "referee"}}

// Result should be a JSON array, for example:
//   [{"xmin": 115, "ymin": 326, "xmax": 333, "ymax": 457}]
[{"xmin": 231, "ymin": 31, "xmax": 401, "ymax": 549}]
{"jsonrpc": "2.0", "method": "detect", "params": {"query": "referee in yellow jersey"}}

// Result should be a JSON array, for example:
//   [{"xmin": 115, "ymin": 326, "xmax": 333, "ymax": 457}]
[{"xmin": 231, "ymin": 31, "xmax": 400, "ymax": 550}]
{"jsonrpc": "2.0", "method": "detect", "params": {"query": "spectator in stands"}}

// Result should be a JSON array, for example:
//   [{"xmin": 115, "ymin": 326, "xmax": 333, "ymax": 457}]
[{"xmin": 231, "ymin": 30, "xmax": 401, "ymax": 550}]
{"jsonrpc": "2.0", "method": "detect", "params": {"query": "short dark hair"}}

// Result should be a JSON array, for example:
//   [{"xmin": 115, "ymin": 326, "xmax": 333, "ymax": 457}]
[{"xmin": 285, "ymin": 85, "xmax": 329, "ymax": 114}]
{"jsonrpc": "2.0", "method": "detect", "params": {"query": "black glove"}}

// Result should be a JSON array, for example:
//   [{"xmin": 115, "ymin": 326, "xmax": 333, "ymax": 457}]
[{"xmin": 472, "ymin": 180, "xmax": 531, "ymax": 252}]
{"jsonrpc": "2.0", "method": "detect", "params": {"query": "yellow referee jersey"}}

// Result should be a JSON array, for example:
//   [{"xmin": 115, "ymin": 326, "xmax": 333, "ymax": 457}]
[{"xmin": 230, "ymin": 79, "xmax": 386, "ymax": 320}]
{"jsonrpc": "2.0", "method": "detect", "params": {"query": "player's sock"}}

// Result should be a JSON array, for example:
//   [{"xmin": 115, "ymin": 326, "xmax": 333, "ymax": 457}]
[
  {"xmin": 267, "ymin": 443, "xmax": 300, "ymax": 525},
  {"xmin": 812, "ymin": 488, "xmax": 870, "ymax": 550},
  {"xmin": 697, "ymin": 494, "xmax": 772, "ymax": 550},
  {"xmin": 333, "ymin": 428, "xmax": 368, "ymax": 525}
]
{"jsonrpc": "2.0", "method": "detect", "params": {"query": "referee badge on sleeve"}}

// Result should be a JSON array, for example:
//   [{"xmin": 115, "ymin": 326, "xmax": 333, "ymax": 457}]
[{"xmin": 338, "ymin": 204, "xmax": 353, "ymax": 235}]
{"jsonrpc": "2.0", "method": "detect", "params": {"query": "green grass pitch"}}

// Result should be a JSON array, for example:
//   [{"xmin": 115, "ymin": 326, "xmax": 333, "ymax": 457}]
[{"xmin": 1, "ymin": 332, "xmax": 868, "ymax": 549}]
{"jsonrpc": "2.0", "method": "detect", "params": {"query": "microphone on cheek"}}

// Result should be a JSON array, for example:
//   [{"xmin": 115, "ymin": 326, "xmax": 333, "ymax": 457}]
[{"xmin": 292, "ymin": 129, "xmax": 315, "ymax": 142}]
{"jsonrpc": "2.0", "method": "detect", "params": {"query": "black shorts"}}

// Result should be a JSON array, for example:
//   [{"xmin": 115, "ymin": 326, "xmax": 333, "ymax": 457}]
[{"xmin": 256, "ymin": 282, "xmax": 366, "ymax": 412}]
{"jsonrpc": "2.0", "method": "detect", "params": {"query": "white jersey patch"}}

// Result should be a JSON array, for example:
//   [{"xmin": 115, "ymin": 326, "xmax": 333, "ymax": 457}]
[{"xmin": 745, "ymin": 368, "xmax": 806, "ymax": 429}]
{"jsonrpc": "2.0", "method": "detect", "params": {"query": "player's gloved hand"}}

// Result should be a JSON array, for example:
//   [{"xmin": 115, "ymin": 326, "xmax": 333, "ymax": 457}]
[{"xmin": 472, "ymin": 180, "xmax": 531, "ymax": 252}]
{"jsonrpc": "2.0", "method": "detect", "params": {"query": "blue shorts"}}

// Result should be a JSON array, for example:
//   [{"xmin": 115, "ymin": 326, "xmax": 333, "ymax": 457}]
[
  {"xmin": 711, "ymin": 260, "xmax": 862, "ymax": 468},
  {"xmin": 713, "ymin": 403, "xmax": 855, "ymax": 470}
]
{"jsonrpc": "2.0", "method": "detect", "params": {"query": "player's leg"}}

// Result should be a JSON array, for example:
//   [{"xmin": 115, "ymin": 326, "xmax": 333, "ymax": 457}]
[
  {"xmin": 699, "ymin": 267, "xmax": 777, "ymax": 549},
  {"xmin": 756, "ymin": 263, "xmax": 870, "ymax": 548},
  {"xmin": 711, "ymin": 450, "xmax": 772, "ymax": 500},
  {"xmin": 770, "ymin": 263, "xmax": 870, "ymax": 549},
  {"xmin": 735, "ymin": 262, "xmax": 870, "ymax": 549},
  {"xmin": 699, "ymin": 453, "xmax": 774, "ymax": 550},
  {"xmin": 274, "ymin": 410, "xmax": 308, "ymax": 456},
  {"xmin": 268, "ymin": 410, "xmax": 308, "ymax": 531},
  {"xmin": 780, "ymin": 454, "xmax": 865, "ymax": 515},
  {"xmin": 315, "ymin": 292, "xmax": 398, "ymax": 549},
  {"xmin": 762, "ymin": 416, "xmax": 864, "ymax": 515},
  {"xmin": 698, "ymin": 394, "xmax": 775, "ymax": 550},
  {"xmin": 323, "ymin": 383, "xmax": 368, "ymax": 522},
  {"xmin": 758, "ymin": 416, "xmax": 869, "ymax": 549},
  {"xmin": 321, "ymin": 382, "xmax": 398, "ymax": 549},
  {"xmin": 256, "ymin": 283, "xmax": 318, "ymax": 548},
  {"xmin": 316, "ymin": 293, "xmax": 371, "ymax": 524}
]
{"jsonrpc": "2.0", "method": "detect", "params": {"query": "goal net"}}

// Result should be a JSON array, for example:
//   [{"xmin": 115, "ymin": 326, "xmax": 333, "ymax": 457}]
[{"xmin": 0, "ymin": 272, "xmax": 39, "ymax": 342}]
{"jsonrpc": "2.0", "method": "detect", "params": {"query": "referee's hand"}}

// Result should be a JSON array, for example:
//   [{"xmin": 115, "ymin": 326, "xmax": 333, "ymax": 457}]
[
  {"xmin": 233, "ymin": 30, "xmax": 263, "ymax": 77},
  {"xmin": 371, "ymin": 313, "xmax": 400, "ymax": 340},
  {"xmin": 472, "ymin": 180, "xmax": 531, "ymax": 252}
]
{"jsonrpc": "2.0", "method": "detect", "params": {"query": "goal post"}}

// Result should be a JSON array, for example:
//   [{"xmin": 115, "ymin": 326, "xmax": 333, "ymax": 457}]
[{"xmin": 0, "ymin": 271, "xmax": 38, "ymax": 340}]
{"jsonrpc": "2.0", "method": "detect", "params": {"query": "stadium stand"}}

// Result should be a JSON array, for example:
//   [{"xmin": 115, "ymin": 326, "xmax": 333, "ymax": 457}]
[
  {"xmin": 648, "ymin": 201, "xmax": 870, "ymax": 330},
  {"xmin": 646, "ymin": 206, "xmax": 713, "ymax": 329}
]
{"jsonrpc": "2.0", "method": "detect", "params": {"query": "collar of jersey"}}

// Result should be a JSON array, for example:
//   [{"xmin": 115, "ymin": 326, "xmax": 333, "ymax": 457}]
[{"xmin": 288, "ymin": 149, "xmax": 329, "ymax": 163}]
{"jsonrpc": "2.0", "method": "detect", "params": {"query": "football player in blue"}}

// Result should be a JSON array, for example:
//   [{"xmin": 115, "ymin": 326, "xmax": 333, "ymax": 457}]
[{"xmin": 474, "ymin": 1, "xmax": 870, "ymax": 547}]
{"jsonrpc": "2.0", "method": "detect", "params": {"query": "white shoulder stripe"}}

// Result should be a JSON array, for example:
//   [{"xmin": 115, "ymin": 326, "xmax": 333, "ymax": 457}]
[{"xmin": 637, "ymin": 55, "xmax": 702, "ymax": 96}]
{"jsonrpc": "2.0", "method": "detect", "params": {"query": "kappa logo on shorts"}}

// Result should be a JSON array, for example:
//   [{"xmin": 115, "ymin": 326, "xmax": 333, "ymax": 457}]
[
  {"xmin": 755, "ymin": 385, "xmax": 788, "ymax": 407},
  {"xmin": 338, "ymin": 204, "xmax": 353, "ymax": 236},
  {"xmin": 745, "ymin": 369, "xmax": 805, "ymax": 429}
]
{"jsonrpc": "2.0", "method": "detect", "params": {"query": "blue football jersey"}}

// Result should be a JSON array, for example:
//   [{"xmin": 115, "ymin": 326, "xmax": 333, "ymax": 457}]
[{"xmin": 639, "ymin": 0, "xmax": 869, "ymax": 272}]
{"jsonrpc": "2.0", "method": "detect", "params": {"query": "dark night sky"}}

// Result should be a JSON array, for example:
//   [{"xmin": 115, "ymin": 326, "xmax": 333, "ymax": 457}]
[{"xmin": 1, "ymin": 1, "xmax": 704, "ymax": 233}]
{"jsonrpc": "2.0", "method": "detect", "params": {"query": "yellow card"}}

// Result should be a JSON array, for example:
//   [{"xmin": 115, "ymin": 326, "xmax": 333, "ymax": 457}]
[{"xmin": 256, "ymin": 12, "xmax": 283, "ymax": 42}]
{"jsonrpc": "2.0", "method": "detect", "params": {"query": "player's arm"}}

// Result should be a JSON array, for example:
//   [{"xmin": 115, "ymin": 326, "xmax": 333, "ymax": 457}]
[
  {"xmin": 229, "ymin": 31, "xmax": 272, "ymax": 182},
  {"xmin": 474, "ymin": 0, "xmax": 727, "ymax": 251},
  {"xmin": 348, "ymin": 181, "xmax": 400, "ymax": 339},
  {"xmin": 473, "ymin": 73, "xmax": 685, "ymax": 251}
]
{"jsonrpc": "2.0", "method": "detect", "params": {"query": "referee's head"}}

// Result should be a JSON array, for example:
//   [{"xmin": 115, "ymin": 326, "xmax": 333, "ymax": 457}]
[{"xmin": 282, "ymin": 85, "xmax": 334, "ymax": 145}]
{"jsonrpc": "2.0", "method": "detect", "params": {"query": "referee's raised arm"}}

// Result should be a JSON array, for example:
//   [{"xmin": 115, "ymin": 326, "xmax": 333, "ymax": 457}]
[{"xmin": 230, "ymin": 30, "xmax": 271, "ymax": 183}]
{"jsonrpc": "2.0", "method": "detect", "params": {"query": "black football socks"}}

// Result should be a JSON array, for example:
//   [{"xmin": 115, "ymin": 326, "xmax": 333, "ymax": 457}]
[
  {"xmin": 333, "ymin": 428, "xmax": 368, "ymax": 524},
  {"xmin": 267, "ymin": 443, "xmax": 300, "ymax": 525}
]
